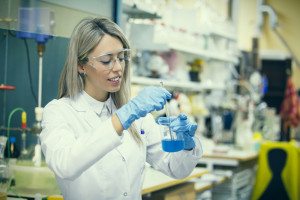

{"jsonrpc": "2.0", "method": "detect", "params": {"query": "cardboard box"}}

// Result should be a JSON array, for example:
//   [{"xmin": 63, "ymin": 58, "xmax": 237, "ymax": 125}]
[{"xmin": 150, "ymin": 182, "xmax": 196, "ymax": 200}]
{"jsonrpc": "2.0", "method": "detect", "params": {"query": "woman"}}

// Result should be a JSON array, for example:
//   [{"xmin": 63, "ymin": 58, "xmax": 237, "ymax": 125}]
[{"xmin": 40, "ymin": 17, "xmax": 202, "ymax": 200}]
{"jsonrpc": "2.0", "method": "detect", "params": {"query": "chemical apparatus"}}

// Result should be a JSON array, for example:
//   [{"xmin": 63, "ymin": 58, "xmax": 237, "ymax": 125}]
[{"xmin": 0, "ymin": 7, "xmax": 54, "ymax": 165}]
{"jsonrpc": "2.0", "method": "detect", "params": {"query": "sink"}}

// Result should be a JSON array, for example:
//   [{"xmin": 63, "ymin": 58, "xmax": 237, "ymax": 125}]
[{"xmin": 9, "ymin": 160, "xmax": 61, "ymax": 197}]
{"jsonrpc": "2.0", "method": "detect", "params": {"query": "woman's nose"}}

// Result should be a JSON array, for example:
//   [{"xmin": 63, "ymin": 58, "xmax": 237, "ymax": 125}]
[{"xmin": 111, "ymin": 58, "xmax": 123, "ymax": 71}]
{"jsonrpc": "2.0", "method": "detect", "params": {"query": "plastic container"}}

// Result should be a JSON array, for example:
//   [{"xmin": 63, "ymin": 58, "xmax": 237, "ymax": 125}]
[
  {"xmin": 0, "ymin": 159, "xmax": 11, "ymax": 200},
  {"xmin": 10, "ymin": 161, "xmax": 61, "ymax": 196}
]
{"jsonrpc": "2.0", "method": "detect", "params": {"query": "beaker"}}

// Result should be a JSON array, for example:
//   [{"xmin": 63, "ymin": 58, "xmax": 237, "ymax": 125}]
[{"xmin": 161, "ymin": 124, "xmax": 184, "ymax": 152}]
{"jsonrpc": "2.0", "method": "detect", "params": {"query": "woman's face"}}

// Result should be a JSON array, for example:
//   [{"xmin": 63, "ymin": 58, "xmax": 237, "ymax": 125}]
[{"xmin": 80, "ymin": 34, "xmax": 126, "ymax": 101}]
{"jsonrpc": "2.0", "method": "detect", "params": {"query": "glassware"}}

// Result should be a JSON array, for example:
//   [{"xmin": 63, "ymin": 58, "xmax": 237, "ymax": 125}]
[
  {"xmin": 0, "ymin": 136, "xmax": 10, "ymax": 200},
  {"xmin": 159, "ymin": 81, "xmax": 184, "ymax": 152},
  {"xmin": 0, "ymin": 137, "xmax": 7, "ymax": 160},
  {"xmin": 161, "ymin": 123, "xmax": 184, "ymax": 152}
]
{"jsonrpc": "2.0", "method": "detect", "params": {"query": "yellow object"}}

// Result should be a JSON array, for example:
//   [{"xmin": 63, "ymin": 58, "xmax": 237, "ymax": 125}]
[
  {"xmin": 251, "ymin": 141, "xmax": 299, "ymax": 200},
  {"xmin": 0, "ymin": 191, "xmax": 6, "ymax": 200},
  {"xmin": 21, "ymin": 111, "xmax": 26, "ymax": 124},
  {"xmin": 253, "ymin": 132, "xmax": 262, "ymax": 140},
  {"xmin": 188, "ymin": 59, "xmax": 203, "ymax": 72},
  {"xmin": 252, "ymin": 132, "xmax": 263, "ymax": 152},
  {"xmin": 48, "ymin": 195, "xmax": 64, "ymax": 200}
]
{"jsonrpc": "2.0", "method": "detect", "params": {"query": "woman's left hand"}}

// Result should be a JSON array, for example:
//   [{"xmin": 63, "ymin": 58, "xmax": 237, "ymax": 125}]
[{"xmin": 157, "ymin": 114, "xmax": 197, "ymax": 150}]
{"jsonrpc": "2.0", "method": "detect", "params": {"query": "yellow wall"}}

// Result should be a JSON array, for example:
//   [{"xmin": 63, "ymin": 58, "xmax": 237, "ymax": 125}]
[{"xmin": 238, "ymin": 0, "xmax": 300, "ymax": 89}]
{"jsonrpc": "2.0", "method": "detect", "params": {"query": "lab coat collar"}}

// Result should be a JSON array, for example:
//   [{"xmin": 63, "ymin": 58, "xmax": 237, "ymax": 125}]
[
  {"xmin": 69, "ymin": 92, "xmax": 108, "ymax": 129},
  {"xmin": 81, "ymin": 91, "xmax": 113, "ymax": 115},
  {"xmin": 70, "ymin": 92, "xmax": 113, "ymax": 113},
  {"xmin": 70, "ymin": 92, "xmax": 90, "ymax": 112}
]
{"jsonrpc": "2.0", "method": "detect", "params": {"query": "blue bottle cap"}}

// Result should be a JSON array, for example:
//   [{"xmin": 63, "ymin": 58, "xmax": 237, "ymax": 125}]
[{"xmin": 9, "ymin": 136, "xmax": 16, "ymax": 143}]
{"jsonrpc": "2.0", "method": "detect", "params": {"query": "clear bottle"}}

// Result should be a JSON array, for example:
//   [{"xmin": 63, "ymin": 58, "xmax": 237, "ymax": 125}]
[{"xmin": 0, "ymin": 136, "xmax": 8, "ymax": 199}]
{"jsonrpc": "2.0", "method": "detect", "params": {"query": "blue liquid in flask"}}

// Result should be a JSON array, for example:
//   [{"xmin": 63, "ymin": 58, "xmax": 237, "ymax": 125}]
[{"xmin": 162, "ymin": 139, "xmax": 184, "ymax": 152}]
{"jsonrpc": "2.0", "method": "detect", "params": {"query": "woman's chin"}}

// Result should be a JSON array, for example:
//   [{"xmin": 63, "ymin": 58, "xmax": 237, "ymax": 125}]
[{"xmin": 108, "ymin": 86, "xmax": 121, "ymax": 93}]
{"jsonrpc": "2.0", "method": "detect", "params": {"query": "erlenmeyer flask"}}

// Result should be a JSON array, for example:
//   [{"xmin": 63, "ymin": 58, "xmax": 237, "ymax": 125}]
[{"xmin": 161, "ymin": 124, "xmax": 184, "ymax": 152}]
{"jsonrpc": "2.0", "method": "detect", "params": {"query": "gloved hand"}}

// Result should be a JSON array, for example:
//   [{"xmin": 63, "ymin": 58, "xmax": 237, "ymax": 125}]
[
  {"xmin": 116, "ymin": 86, "xmax": 171, "ymax": 129},
  {"xmin": 157, "ymin": 114, "xmax": 197, "ymax": 150}
]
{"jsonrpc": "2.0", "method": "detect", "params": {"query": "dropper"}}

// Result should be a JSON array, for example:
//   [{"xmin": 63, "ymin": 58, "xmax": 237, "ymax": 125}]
[{"xmin": 160, "ymin": 81, "xmax": 174, "ymax": 140}]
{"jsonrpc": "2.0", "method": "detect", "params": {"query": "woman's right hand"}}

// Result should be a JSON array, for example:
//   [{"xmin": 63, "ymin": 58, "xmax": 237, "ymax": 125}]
[{"xmin": 116, "ymin": 86, "xmax": 171, "ymax": 129}]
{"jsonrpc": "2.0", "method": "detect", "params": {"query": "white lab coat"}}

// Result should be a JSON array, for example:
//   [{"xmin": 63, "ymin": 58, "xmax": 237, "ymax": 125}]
[{"xmin": 40, "ymin": 91, "xmax": 202, "ymax": 200}]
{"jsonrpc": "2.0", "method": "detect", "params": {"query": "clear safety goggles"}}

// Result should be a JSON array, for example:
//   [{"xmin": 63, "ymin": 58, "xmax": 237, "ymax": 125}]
[{"xmin": 89, "ymin": 48, "xmax": 131, "ymax": 70}]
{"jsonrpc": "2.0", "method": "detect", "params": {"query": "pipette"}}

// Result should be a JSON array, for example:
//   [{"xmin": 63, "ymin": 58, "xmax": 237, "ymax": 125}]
[{"xmin": 160, "ymin": 81, "xmax": 174, "ymax": 140}]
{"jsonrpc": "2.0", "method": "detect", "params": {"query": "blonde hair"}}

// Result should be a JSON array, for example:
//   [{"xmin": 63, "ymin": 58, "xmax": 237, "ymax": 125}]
[{"xmin": 58, "ymin": 17, "xmax": 141, "ymax": 144}]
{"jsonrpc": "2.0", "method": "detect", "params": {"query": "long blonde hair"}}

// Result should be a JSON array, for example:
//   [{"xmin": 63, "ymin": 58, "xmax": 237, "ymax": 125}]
[{"xmin": 58, "ymin": 17, "xmax": 141, "ymax": 144}]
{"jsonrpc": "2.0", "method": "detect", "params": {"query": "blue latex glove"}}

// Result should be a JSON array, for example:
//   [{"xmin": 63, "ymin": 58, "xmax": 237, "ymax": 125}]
[
  {"xmin": 116, "ymin": 86, "xmax": 171, "ymax": 129},
  {"xmin": 157, "ymin": 114, "xmax": 197, "ymax": 150}
]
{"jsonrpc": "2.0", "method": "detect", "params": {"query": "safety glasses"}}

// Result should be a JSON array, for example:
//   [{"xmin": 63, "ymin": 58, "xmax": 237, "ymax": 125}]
[{"xmin": 89, "ymin": 49, "xmax": 131, "ymax": 70}]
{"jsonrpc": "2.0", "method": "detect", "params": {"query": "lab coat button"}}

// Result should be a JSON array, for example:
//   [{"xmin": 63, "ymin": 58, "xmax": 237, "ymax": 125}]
[
  {"xmin": 122, "ymin": 157, "xmax": 125, "ymax": 161},
  {"xmin": 123, "ymin": 192, "xmax": 127, "ymax": 196}
]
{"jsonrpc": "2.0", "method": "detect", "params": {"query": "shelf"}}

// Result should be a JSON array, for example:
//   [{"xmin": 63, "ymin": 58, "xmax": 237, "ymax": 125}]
[
  {"xmin": 128, "ymin": 22, "xmax": 239, "ymax": 64},
  {"xmin": 209, "ymin": 28, "xmax": 236, "ymax": 41},
  {"xmin": 131, "ymin": 76, "xmax": 225, "ymax": 91},
  {"xmin": 123, "ymin": 3, "xmax": 161, "ymax": 19},
  {"xmin": 169, "ymin": 43, "xmax": 239, "ymax": 64}
]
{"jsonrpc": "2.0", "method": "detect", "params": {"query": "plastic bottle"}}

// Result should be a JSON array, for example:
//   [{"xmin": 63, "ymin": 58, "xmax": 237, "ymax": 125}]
[
  {"xmin": 4, "ymin": 136, "xmax": 20, "ymax": 158},
  {"xmin": 252, "ymin": 132, "xmax": 263, "ymax": 152}
]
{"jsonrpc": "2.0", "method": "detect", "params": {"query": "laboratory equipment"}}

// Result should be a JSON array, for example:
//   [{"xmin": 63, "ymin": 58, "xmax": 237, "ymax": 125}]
[
  {"xmin": 161, "ymin": 124, "xmax": 184, "ymax": 152},
  {"xmin": 16, "ymin": 7, "xmax": 54, "ymax": 167},
  {"xmin": 21, "ymin": 111, "xmax": 28, "ymax": 156},
  {"xmin": 4, "ymin": 137, "xmax": 20, "ymax": 158},
  {"xmin": 0, "ymin": 136, "xmax": 10, "ymax": 200},
  {"xmin": 10, "ymin": 160, "xmax": 61, "ymax": 196},
  {"xmin": 160, "ymin": 81, "xmax": 184, "ymax": 152},
  {"xmin": 0, "ymin": 137, "xmax": 7, "ymax": 160}
]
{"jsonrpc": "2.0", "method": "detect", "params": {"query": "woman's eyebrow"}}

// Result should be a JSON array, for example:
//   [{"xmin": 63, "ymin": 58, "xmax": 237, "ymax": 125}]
[{"xmin": 99, "ymin": 49, "xmax": 124, "ymax": 56}]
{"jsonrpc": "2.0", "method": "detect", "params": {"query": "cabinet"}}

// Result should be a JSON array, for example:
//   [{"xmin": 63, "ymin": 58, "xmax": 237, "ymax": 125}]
[{"xmin": 198, "ymin": 150, "xmax": 258, "ymax": 200}]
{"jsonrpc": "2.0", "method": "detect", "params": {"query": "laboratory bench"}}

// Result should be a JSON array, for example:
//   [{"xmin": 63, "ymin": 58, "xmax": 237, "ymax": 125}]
[
  {"xmin": 7, "ymin": 166, "xmax": 210, "ymax": 200},
  {"xmin": 6, "ymin": 160, "xmax": 237, "ymax": 200},
  {"xmin": 142, "ymin": 166, "xmax": 232, "ymax": 200},
  {"xmin": 142, "ymin": 167, "xmax": 208, "ymax": 195}
]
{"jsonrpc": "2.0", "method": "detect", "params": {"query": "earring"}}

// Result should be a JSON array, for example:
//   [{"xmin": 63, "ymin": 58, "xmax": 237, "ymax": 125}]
[
  {"xmin": 81, "ymin": 71, "xmax": 86, "ymax": 77},
  {"xmin": 79, "ymin": 71, "xmax": 86, "ymax": 78}
]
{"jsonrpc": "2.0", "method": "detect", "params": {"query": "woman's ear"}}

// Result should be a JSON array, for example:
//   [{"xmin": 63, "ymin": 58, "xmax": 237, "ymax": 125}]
[{"xmin": 78, "ymin": 65, "xmax": 85, "ymax": 74}]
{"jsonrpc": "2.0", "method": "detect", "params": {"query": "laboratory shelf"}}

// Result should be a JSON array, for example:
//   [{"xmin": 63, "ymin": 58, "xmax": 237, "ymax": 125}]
[
  {"xmin": 208, "ymin": 28, "xmax": 237, "ymax": 41},
  {"xmin": 168, "ymin": 43, "xmax": 239, "ymax": 64},
  {"xmin": 122, "ymin": 2, "xmax": 161, "ymax": 19},
  {"xmin": 131, "ymin": 76, "xmax": 225, "ymax": 91}
]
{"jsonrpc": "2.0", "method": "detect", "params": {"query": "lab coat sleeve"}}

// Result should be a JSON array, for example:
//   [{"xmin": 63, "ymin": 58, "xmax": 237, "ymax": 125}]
[
  {"xmin": 144, "ymin": 114, "xmax": 203, "ymax": 179},
  {"xmin": 40, "ymin": 100, "xmax": 122, "ymax": 180}
]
